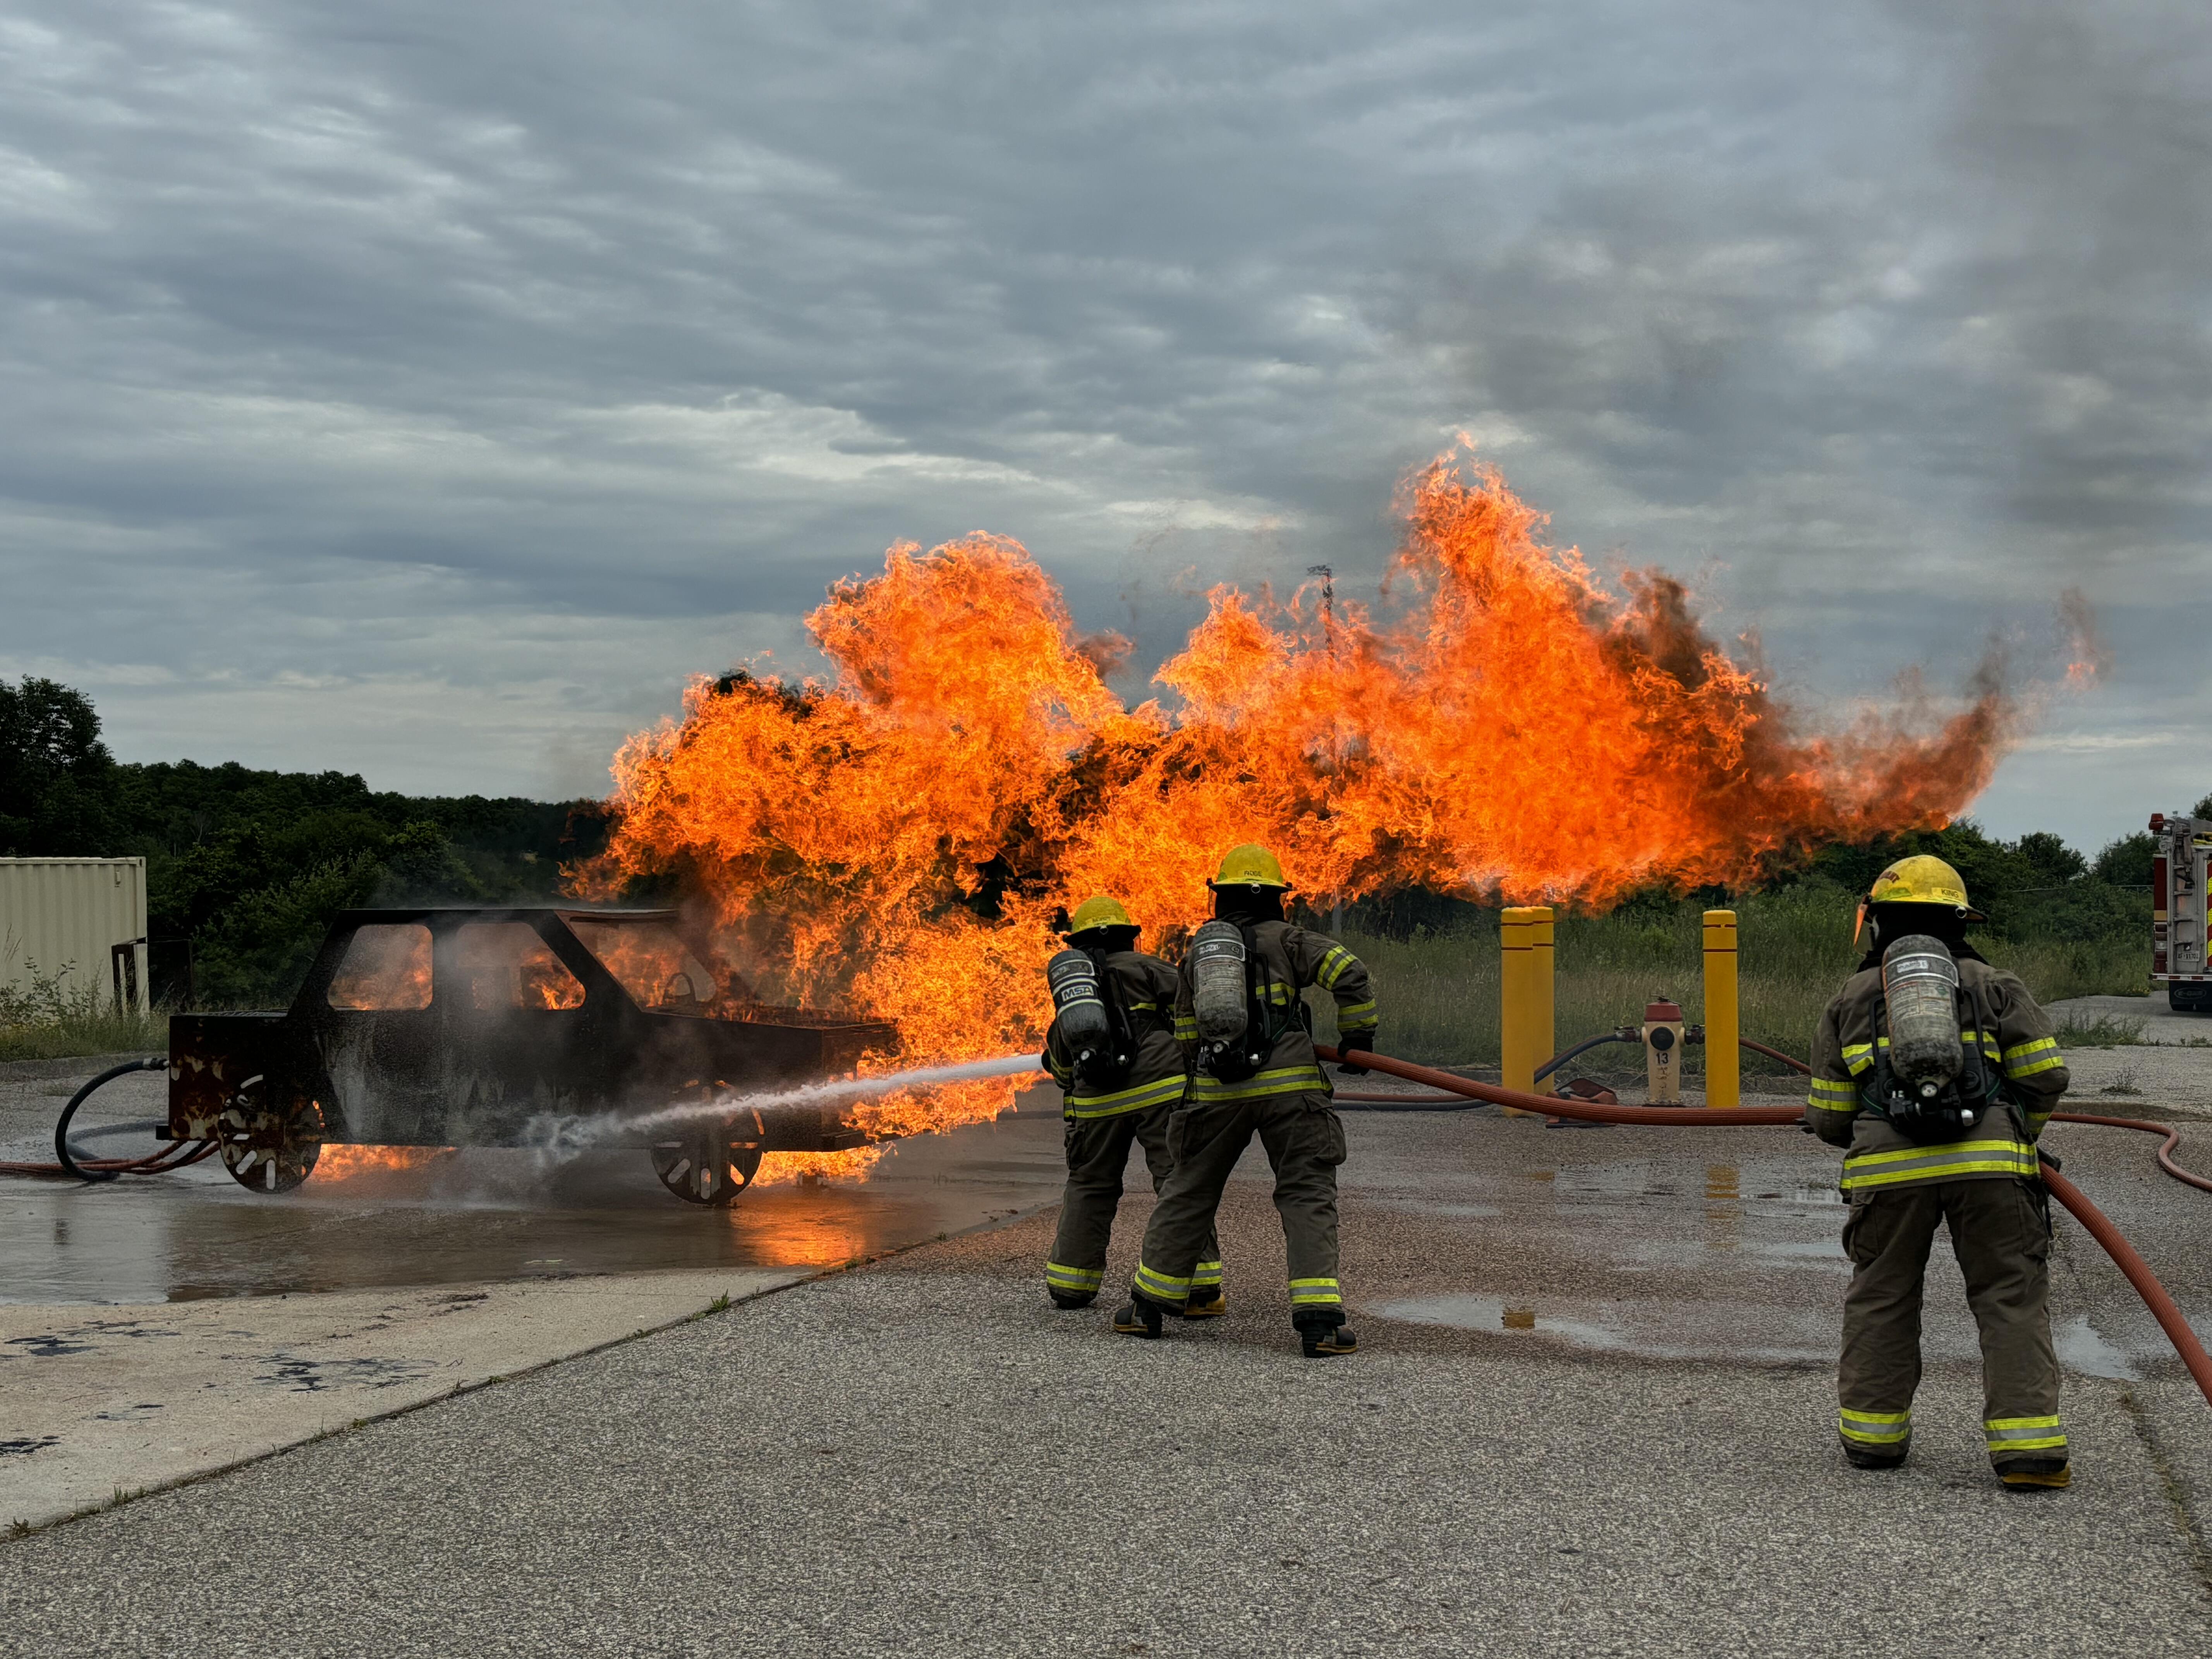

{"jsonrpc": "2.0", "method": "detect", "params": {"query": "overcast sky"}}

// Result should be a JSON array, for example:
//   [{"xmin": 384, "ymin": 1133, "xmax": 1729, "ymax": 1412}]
[{"xmin": 3, "ymin": 0, "xmax": 2207, "ymax": 854}]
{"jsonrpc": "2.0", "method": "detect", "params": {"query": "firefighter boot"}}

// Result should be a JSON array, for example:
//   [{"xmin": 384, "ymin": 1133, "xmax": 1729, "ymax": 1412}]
[
  {"xmin": 2000, "ymin": 1460, "xmax": 2071, "ymax": 1492},
  {"xmin": 1111, "ymin": 1298, "xmax": 1165, "ymax": 1339},
  {"xmin": 1844, "ymin": 1446, "xmax": 1907, "ymax": 1472},
  {"xmin": 1295, "ymin": 1309, "xmax": 1356, "ymax": 1358},
  {"xmin": 1050, "ymin": 1291, "xmax": 1096, "ymax": 1310}
]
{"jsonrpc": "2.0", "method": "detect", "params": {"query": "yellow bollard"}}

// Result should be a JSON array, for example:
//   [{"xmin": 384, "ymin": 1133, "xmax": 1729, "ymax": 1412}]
[
  {"xmin": 1500, "ymin": 905, "xmax": 1555, "ymax": 1112},
  {"xmin": 1702, "ymin": 909, "xmax": 1739, "ymax": 1109}
]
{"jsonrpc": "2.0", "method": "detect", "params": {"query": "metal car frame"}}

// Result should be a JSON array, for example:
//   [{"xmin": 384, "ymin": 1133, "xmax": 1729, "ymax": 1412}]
[{"xmin": 164, "ymin": 907, "xmax": 896, "ymax": 1204}]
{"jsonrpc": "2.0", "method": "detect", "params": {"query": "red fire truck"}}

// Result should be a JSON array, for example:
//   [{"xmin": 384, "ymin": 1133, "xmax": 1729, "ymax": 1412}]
[{"xmin": 2152, "ymin": 813, "xmax": 2212, "ymax": 1013}]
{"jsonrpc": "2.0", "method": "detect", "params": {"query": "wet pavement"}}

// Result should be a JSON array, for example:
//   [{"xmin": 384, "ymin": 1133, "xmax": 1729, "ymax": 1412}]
[{"xmin": 1, "ymin": 1063, "xmax": 1066, "ymax": 1304}]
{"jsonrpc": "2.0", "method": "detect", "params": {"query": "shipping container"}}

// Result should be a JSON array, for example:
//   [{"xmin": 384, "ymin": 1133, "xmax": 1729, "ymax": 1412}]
[{"xmin": 0, "ymin": 857, "xmax": 151, "ymax": 1013}]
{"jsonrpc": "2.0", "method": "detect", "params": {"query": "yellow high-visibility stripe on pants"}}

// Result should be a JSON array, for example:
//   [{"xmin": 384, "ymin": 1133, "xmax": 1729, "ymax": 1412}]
[
  {"xmin": 1839, "ymin": 1407, "xmax": 1911, "ymax": 1446},
  {"xmin": 1288, "ymin": 1276, "xmax": 1341, "ymax": 1305},
  {"xmin": 1985, "ymin": 1414, "xmax": 2066, "ymax": 1454}
]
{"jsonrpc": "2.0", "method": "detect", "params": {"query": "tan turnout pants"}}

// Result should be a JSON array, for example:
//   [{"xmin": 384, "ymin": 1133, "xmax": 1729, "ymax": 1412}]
[
  {"xmin": 1131, "ymin": 1091, "xmax": 1346, "ymax": 1319},
  {"xmin": 1044, "ymin": 1104, "xmax": 1220, "ymax": 1304},
  {"xmin": 1838, "ymin": 1177, "xmax": 2066, "ymax": 1472}
]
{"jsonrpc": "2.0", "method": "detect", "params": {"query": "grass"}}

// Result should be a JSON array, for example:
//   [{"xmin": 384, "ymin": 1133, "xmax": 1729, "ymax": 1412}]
[
  {"xmin": 2052, "ymin": 1013, "xmax": 2147, "ymax": 1049},
  {"xmin": 0, "ymin": 968, "xmax": 167, "ymax": 1063},
  {"xmin": 1322, "ymin": 884, "xmax": 2152, "ymax": 1075}
]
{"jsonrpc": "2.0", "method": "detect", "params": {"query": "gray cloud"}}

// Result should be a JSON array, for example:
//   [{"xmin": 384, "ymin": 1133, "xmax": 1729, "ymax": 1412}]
[{"xmin": 0, "ymin": 0, "xmax": 2205, "ymax": 845}]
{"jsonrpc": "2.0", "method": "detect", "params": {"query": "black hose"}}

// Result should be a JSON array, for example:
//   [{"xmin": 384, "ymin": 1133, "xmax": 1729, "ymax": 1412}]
[
  {"xmin": 1534, "ymin": 1028, "xmax": 1640, "ymax": 1085},
  {"xmin": 53, "ymin": 1058, "xmax": 167, "ymax": 1182}
]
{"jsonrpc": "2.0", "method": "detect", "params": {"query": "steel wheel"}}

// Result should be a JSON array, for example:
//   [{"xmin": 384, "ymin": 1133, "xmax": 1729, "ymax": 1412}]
[
  {"xmin": 217, "ymin": 1082, "xmax": 325, "ymax": 1194},
  {"xmin": 649, "ymin": 1119, "xmax": 764, "ymax": 1206}
]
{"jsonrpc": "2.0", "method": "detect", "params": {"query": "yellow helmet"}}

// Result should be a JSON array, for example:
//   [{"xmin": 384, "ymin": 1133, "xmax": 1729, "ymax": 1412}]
[
  {"xmin": 1864, "ymin": 855, "xmax": 1983, "ymax": 922},
  {"xmin": 1066, "ymin": 895, "xmax": 1135, "ymax": 936},
  {"xmin": 1210, "ymin": 843, "xmax": 1289, "ymax": 889}
]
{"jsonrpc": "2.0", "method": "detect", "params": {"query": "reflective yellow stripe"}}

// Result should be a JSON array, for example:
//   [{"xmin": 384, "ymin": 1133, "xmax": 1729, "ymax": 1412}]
[
  {"xmin": 1809, "ymin": 1079, "xmax": 1858, "ymax": 1101},
  {"xmin": 1318, "ymin": 947, "xmax": 1355, "ymax": 989},
  {"xmin": 1847, "ymin": 1138, "xmax": 2030, "ymax": 1168},
  {"xmin": 1173, "ymin": 1018, "xmax": 1199, "ymax": 1039},
  {"xmin": 1064, "ymin": 1074, "xmax": 1187, "ymax": 1116},
  {"xmin": 1839, "ymin": 1408, "xmax": 1911, "ymax": 1444},
  {"xmin": 1842, "ymin": 1044, "xmax": 1874, "ymax": 1076},
  {"xmin": 1191, "ymin": 1260, "xmax": 1224, "ymax": 1286},
  {"xmin": 1336, "ymin": 999, "xmax": 1376, "ymax": 1025},
  {"xmin": 1045, "ymin": 1262, "xmax": 1104, "ymax": 1288},
  {"xmin": 1191, "ymin": 1065, "xmax": 1329, "ymax": 1102},
  {"xmin": 1288, "ymin": 1276, "xmax": 1341, "ymax": 1305},
  {"xmin": 1841, "ymin": 1138, "xmax": 2040, "ymax": 1190},
  {"xmin": 1985, "ymin": 1415, "xmax": 2067, "ymax": 1452},
  {"xmin": 2009, "ymin": 1053, "xmax": 2065, "ymax": 1079},
  {"xmin": 1133, "ymin": 1261, "xmax": 1190, "ymax": 1297},
  {"xmin": 2002, "ymin": 1037, "xmax": 2060, "ymax": 1063}
]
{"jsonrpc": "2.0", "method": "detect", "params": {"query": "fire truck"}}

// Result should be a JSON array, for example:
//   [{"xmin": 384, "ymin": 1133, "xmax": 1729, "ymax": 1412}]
[{"xmin": 2152, "ymin": 813, "xmax": 2212, "ymax": 1013}]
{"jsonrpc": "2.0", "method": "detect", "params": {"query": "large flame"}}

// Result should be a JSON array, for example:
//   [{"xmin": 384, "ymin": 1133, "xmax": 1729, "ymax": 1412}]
[{"xmin": 583, "ymin": 454, "xmax": 2024, "ymax": 1171}]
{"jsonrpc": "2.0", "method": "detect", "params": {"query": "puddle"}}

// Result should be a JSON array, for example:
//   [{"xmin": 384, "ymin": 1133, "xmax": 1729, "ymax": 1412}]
[
  {"xmin": 1374, "ymin": 1291, "xmax": 1835, "ymax": 1365},
  {"xmin": 1747, "ymin": 1240, "xmax": 1849, "ymax": 1263},
  {"xmin": 2054, "ymin": 1315, "xmax": 2140, "ymax": 1381},
  {"xmin": 1375, "ymin": 1200, "xmax": 1503, "ymax": 1220},
  {"xmin": 1377, "ymin": 1293, "xmax": 1632, "ymax": 1352},
  {"xmin": 0, "ymin": 1113, "xmax": 1068, "ymax": 1303}
]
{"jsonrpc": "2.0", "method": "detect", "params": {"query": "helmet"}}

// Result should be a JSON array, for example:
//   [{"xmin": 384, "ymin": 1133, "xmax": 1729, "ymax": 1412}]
[
  {"xmin": 1210, "ymin": 844, "xmax": 1288, "ymax": 890},
  {"xmin": 1066, "ymin": 895, "xmax": 1135, "ymax": 936},
  {"xmin": 1867, "ymin": 854, "xmax": 1982, "ymax": 919}
]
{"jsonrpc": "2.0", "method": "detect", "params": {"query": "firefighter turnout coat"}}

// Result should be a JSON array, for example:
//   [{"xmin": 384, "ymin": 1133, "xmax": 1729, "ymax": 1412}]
[
  {"xmin": 1130, "ymin": 921, "xmax": 1377, "ymax": 1318},
  {"xmin": 1039, "ymin": 949, "xmax": 1212, "ymax": 1304},
  {"xmin": 1805, "ymin": 953, "xmax": 2073, "ymax": 1477},
  {"xmin": 1804, "ymin": 955, "xmax": 2068, "ymax": 1188}
]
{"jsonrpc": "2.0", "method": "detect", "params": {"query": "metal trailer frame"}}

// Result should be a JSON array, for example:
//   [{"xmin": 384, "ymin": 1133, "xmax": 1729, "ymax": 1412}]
[
  {"xmin": 164, "ymin": 906, "xmax": 897, "ymax": 1204},
  {"xmin": 2151, "ymin": 814, "xmax": 2212, "ymax": 1014}
]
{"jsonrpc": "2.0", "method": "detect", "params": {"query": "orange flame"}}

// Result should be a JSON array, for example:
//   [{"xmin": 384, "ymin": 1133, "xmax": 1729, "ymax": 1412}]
[
  {"xmin": 581, "ymin": 454, "xmax": 2027, "ymax": 1164},
  {"xmin": 311, "ymin": 1144, "xmax": 457, "ymax": 1181}
]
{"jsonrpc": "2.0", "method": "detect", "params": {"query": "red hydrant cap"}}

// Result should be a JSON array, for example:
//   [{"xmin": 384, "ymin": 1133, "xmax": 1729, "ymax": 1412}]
[{"xmin": 1645, "ymin": 1000, "xmax": 1683, "ymax": 1023}]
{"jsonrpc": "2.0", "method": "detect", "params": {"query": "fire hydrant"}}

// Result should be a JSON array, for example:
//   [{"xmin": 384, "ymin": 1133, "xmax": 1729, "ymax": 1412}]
[{"xmin": 1643, "ymin": 997, "xmax": 1685, "ymax": 1104}]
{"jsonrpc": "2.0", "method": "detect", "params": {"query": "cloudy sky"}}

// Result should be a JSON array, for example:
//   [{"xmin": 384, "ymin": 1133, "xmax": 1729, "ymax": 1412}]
[{"xmin": 3, "ymin": 0, "xmax": 2207, "ymax": 854}]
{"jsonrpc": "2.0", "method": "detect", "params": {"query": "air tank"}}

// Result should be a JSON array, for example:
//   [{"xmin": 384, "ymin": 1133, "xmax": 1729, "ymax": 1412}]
[
  {"xmin": 1882, "ymin": 935, "xmax": 1962, "ymax": 1091},
  {"xmin": 1188, "ymin": 920, "xmax": 1250, "ymax": 1046},
  {"xmin": 1046, "ymin": 950, "xmax": 1113, "ymax": 1061}
]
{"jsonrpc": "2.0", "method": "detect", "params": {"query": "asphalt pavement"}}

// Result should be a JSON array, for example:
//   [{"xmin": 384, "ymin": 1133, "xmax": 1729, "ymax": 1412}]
[{"xmin": 3, "ymin": 1097, "xmax": 2208, "ymax": 1658}]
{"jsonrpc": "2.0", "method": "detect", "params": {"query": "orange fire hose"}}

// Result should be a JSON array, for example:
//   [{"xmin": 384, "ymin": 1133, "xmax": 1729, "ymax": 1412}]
[{"xmin": 1317, "ymin": 1042, "xmax": 2212, "ymax": 1407}]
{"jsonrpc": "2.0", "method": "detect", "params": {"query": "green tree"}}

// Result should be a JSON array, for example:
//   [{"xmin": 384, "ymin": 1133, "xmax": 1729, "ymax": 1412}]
[
  {"xmin": 0, "ymin": 676, "xmax": 119, "ymax": 854},
  {"xmin": 2092, "ymin": 832, "xmax": 2155, "ymax": 887}
]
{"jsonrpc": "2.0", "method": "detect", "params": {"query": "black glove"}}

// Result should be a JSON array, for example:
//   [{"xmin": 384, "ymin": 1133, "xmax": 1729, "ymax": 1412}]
[{"xmin": 1336, "ymin": 1030, "xmax": 1374, "ymax": 1076}]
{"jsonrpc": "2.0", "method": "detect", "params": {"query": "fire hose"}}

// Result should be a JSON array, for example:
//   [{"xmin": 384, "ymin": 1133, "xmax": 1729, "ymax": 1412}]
[
  {"xmin": 1316, "ymin": 1041, "xmax": 2212, "ymax": 1407},
  {"xmin": 0, "ymin": 1057, "xmax": 219, "ymax": 1182}
]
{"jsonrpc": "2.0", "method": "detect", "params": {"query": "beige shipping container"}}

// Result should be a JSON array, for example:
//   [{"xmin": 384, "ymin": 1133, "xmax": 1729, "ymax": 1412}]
[{"xmin": 0, "ymin": 857, "xmax": 151, "ymax": 1013}]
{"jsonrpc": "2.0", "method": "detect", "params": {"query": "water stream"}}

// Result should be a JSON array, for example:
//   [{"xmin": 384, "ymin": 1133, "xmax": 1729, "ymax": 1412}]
[{"xmin": 531, "ymin": 1053, "xmax": 1046, "ymax": 1156}]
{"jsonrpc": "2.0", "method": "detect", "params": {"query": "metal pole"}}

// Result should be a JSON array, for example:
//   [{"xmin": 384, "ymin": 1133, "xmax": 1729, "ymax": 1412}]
[{"xmin": 1703, "ymin": 910, "xmax": 1739, "ymax": 1109}]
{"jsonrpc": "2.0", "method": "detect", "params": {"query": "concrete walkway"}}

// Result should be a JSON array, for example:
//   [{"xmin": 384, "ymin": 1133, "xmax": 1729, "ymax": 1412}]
[{"xmin": 3, "ymin": 1101, "xmax": 2207, "ymax": 1657}]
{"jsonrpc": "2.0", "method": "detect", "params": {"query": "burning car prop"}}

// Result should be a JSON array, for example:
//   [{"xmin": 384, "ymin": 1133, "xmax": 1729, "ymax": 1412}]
[{"xmin": 162, "ymin": 907, "xmax": 896, "ymax": 1204}]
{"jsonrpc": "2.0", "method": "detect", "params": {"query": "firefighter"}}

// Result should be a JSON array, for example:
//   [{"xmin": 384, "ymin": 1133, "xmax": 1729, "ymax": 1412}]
[
  {"xmin": 1040, "ymin": 896, "xmax": 1224, "ymax": 1314},
  {"xmin": 1111, "ymin": 845, "xmax": 1377, "ymax": 1357},
  {"xmin": 1805, "ymin": 855, "xmax": 2072, "ymax": 1490}
]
